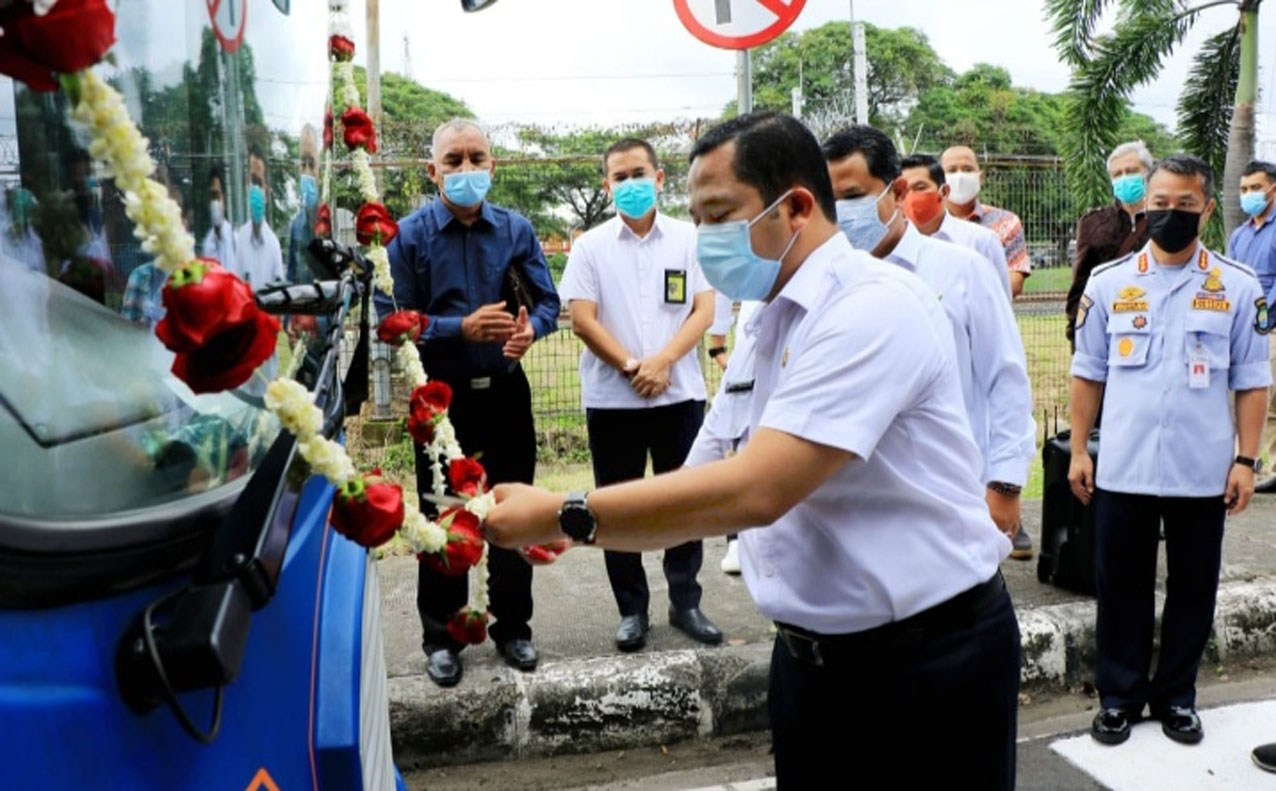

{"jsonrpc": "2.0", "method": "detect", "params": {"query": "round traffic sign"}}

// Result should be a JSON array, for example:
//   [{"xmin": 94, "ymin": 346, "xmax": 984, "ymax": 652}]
[{"xmin": 673, "ymin": 0, "xmax": 807, "ymax": 50}]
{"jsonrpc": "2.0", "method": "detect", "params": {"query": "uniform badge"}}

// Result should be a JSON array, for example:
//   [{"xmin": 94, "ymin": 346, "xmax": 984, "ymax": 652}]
[
  {"xmin": 1202, "ymin": 267, "xmax": 1224, "ymax": 293},
  {"xmin": 1132, "ymin": 315, "xmax": 1147, "ymax": 329},
  {"xmin": 1137, "ymin": 254, "xmax": 1149, "ymax": 274},
  {"xmin": 664, "ymin": 269, "xmax": 687, "ymax": 304},
  {"xmin": 1191, "ymin": 297, "xmax": 1231, "ymax": 312},
  {"xmin": 1198, "ymin": 250, "xmax": 1210, "ymax": 271},
  {"xmin": 1118, "ymin": 286, "xmax": 1146, "ymax": 300},
  {"xmin": 1075, "ymin": 294, "xmax": 1093, "ymax": 330},
  {"xmin": 1256, "ymin": 297, "xmax": 1271, "ymax": 335},
  {"xmin": 1117, "ymin": 337, "xmax": 1135, "ymax": 357},
  {"xmin": 1112, "ymin": 298, "xmax": 1149, "ymax": 313}
]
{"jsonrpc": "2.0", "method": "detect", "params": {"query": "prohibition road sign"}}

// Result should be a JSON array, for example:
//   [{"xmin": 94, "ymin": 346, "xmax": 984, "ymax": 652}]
[{"xmin": 673, "ymin": 0, "xmax": 807, "ymax": 50}]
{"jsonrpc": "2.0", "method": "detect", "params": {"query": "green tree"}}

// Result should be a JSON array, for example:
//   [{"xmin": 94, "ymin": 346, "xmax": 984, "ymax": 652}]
[
  {"xmin": 1047, "ymin": 0, "xmax": 1264, "ymax": 243},
  {"xmin": 736, "ymin": 21, "xmax": 953, "ymax": 127}
]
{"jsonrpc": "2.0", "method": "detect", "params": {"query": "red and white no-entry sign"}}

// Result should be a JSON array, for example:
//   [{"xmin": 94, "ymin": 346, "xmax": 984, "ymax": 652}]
[{"xmin": 673, "ymin": 0, "xmax": 807, "ymax": 50}]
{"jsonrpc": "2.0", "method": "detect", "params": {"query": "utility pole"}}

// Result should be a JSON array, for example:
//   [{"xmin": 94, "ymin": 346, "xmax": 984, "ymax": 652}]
[
  {"xmin": 366, "ymin": 0, "xmax": 391, "ymax": 420},
  {"xmin": 791, "ymin": 59, "xmax": 803, "ymax": 119},
  {"xmin": 737, "ymin": 49, "xmax": 753, "ymax": 115},
  {"xmin": 851, "ymin": 0, "xmax": 868, "ymax": 124}
]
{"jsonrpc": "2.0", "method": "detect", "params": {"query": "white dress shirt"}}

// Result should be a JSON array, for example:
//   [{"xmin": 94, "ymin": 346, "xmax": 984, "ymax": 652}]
[
  {"xmin": 202, "ymin": 220, "xmax": 237, "ymax": 273},
  {"xmin": 936, "ymin": 211, "xmax": 1012, "ymax": 299},
  {"xmin": 886, "ymin": 223, "xmax": 1036, "ymax": 486},
  {"xmin": 686, "ymin": 301, "xmax": 762, "ymax": 466},
  {"xmin": 738, "ymin": 232, "xmax": 1010, "ymax": 634},
  {"xmin": 233, "ymin": 221, "xmax": 284, "ymax": 288},
  {"xmin": 709, "ymin": 291, "xmax": 736, "ymax": 336},
  {"xmin": 559, "ymin": 213, "xmax": 712, "ymax": 410}
]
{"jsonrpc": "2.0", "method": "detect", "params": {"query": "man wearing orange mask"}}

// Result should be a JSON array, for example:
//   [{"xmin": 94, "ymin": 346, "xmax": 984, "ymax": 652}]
[{"xmin": 901, "ymin": 154, "xmax": 1012, "ymax": 301}]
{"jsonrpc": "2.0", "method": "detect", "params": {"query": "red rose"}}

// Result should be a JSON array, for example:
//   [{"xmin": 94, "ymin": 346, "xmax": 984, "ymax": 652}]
[
  {"xmin": 419, "ymin": 508, "xmax": 484, "ymax": 576},
  {"xmin": 0, "ymin": 0, "xmax": 115, "ymax": 93},
  {"xmin": 331, "ymin": 472, "xmax": 405, "ymax": 548},
  {"xmin": 314, "ymin": 203, "xmax": 332, "ymax": 238},
  {"xmin": 410, "ymin": 381, "xmax": 453, "ymax": 413},
  {"xmin": 377, "ymin": 310, "xmax": 428, "ymax": 346},
  {"xmin": 449, "ymin": 458, "xmax": 487, "ymax": 497},
  {"xmin": 446, "ymin": 608, "xmax": 489, "ymax": 646},
  {"xmin": 341, "ymin": 107, "xmax": 377, "ymax": 153},
  {"xmin": 356, "ymin": 202, "xmax": 398, "ymax": 246},
  {"xmin": 155, "ymin": 259, "xmax": 281, "ymax": 394},
  {"xmin": 328, "ymin": 34, "xmax": 356, "ymax": 61},
  {"xmin": 406, "ymin": 401, "xmax": 441, "ymax": 445},
  {"xmin": 323, "ymin": 106, "xmax": 334, "ymax": 151}
]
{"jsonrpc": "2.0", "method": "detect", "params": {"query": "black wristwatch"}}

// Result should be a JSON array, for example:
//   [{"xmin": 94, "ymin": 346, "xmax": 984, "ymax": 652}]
[
  {"xmin": 987, "ymin": 481, "xmax": 1022, "ymax": 496},
  {"xmin": 1234, "ymin": 455, "xmax": 1259, "ymax": 471},
  {"xmin": 558, "ymin": 491, "xmax": 598, "ymax": 544}
]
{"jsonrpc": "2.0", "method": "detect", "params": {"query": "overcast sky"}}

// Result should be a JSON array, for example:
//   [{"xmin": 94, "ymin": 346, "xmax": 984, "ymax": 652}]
[{"xmin": 340, "ymin": 0, "xmax": 1276, "ymax": 156}]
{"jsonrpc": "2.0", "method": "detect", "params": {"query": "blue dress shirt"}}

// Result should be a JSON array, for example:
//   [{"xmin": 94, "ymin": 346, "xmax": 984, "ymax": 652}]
[
  {"xmin": 376, "ymin": 198, "xmax": 560, "ymax": 380},
  {"xmin": 1228, "ymin": 214, "xmax": 1276, "ymax": 302}
]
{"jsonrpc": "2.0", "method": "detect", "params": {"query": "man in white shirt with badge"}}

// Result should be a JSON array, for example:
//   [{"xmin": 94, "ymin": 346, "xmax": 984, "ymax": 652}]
[
  {"xmin": 824, "ymin": 125, "xmax": 1036, "ymax": 544},
  {"xmin": 558, "ymin": 138, "xmax": 723, "ymax": 652},
  {"xmin": 487, "ymin": 112, "xmax": 1020, "ymax": 789},
  {"xmin": 202, "ymin": 165, "xmax": 236, "ymax": 273}
]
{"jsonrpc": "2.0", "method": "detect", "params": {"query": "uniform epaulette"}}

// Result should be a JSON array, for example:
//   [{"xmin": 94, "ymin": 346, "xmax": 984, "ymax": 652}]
[
  {"xmin": 1211, "ymin": 251, "xmax": 1257, "ymax": 278},
  {"xmin": 1090, "ymin": 252, "xmax": 1135, "ymax": 278}
]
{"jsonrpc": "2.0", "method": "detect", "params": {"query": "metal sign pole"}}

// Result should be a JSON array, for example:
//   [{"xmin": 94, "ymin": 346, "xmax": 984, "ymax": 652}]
[{"xmin": 737, "ymin": 48, "xmax": 753, "ymax": 115}]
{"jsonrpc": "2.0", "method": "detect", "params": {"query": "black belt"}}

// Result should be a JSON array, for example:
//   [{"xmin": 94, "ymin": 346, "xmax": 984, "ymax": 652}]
[
  {"xmin": 776, "ymin": 572, "xmax": 1006, "ymax": 667},
  {"xmin": 428, "ymin": 362, "xmax": 520, "ymax": 391}
]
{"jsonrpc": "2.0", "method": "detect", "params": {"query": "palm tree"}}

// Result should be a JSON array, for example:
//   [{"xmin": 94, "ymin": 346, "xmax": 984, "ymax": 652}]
[{"xmin": 1047, "ymin": 0, "xmax": 1263, "ymax": 245}]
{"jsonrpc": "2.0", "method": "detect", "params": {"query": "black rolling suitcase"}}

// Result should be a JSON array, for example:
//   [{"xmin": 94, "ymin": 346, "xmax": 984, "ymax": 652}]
[{"xmin": 1038, "ymin": 428, "xmax": 1099, "ymax": 596}]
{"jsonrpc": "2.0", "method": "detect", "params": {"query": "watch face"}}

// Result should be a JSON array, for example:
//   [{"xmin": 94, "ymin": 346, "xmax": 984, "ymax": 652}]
[{"xmin": 561, "ymin": 506, "xmax": 594, "ymax": 539}]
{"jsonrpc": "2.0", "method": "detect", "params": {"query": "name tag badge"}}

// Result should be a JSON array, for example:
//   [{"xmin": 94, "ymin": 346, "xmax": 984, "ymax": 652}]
[
  {"xmin": 1189, "ymin": 342, "xmax": 1209, "ymax": 389},
  {"xmin": 664, "ymin": 269, "xmax": 687, "ymax": 304}
]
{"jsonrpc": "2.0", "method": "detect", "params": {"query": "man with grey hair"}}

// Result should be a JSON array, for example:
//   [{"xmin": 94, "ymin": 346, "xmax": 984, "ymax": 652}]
[
  {"xmin": 1065, "ymin": 140, "xmax": 1153, "ymax": 347},
  {"xmin": 375, "ymin": 117, "xmax": 561, "ymax": 687}
]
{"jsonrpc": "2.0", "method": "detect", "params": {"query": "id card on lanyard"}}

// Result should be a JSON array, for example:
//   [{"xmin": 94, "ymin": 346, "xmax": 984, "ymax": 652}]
[{"xmin": 1189, "ymin": 333, "xmax": 1209, "ymax": 389}]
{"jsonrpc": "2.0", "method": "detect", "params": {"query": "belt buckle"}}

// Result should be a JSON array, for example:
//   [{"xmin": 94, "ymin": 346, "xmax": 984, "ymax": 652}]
[
  {"xmin": 781, "ymin": 629, "xmax": 824, "ymax": 667},
  {"xmin": 470, "ymin": 376, "xmax": 491, "ymax": 390}
]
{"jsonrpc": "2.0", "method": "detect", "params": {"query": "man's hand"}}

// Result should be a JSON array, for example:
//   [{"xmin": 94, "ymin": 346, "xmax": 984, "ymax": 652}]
[
  {"xmin": 520, "ymin": 538, "xmax": 573, "ymax": 566},
  {"xmin": 502, "ymin": 306, "xmax": 535, "ymax": 360},
  {"xmin": 985, "ymin": 488, "xmax": 1021, "ymax": 538},
  {"xmin": 1226, "ymin": 463, "xmax": 1255, "ymax": 516},
  {"xmin": 1068, "ymin": 452, "xmax": 1095, "ymax": 505},
  {"xmin": 631, "ymin": 354, "xmax": 672, "ymax": 398},
  {"xmin": 485, "ymin": 483, "xmax": 566, "ymax": 548},
  {"xmin": 712, "ymin": 351, "xmax": 729, "ymax": 371},
  {"xmin": 461, "ymin": 301, "xmax": 517, "ymax": 343}
]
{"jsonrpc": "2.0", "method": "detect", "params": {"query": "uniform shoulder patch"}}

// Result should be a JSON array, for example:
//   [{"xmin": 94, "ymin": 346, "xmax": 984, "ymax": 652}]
[
  {"xmin": 1256, "ymin": 296, "xmax": 1271, "ymax": 335},
  {"xmin": 1214, "ymin": 251, "xmax": 1258, "ymax": 279},
  {"xmin": 1090, "ymin": 253, "xmax": 1135, "ymax": 278},
  {"xmin": 1075, "ymin": 294, "xmax": 1094, "ymax": 331}
]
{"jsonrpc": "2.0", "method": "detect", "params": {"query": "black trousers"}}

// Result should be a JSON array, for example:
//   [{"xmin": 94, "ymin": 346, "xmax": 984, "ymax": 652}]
[
  {"xmin": 1094, "ymin": 488, "xmax": 1225, "ymax": 713},
  {"xmin": 586, "ymin": 400, "xmax": 705, "ymax": 617},
  {"xmin": 415, "ymin": 367, "xmax": 536, "ymax": 651},
  {"xmin": 768, "ymin": 579, "xmax": 1020, "ymax": 790}
]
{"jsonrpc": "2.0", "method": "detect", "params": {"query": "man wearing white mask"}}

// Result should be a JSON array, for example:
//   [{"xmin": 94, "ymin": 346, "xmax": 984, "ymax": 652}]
[
  {"xmin": 824, "ymin": 125, "xmax": 1035, "ymax": 551},
  {"xmin": 559, "ymin": 137, "xmax": 723, "ymax": 652},
  {"xmin": 942, "ymin": 145, "xmax": 1030, "ymax": 297},
  {"xmin": 202, "ymin": 165, "xmax": 236, "ymax": 273}
]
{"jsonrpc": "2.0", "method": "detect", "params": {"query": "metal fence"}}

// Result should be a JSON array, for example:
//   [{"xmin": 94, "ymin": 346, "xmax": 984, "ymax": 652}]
[{"xmin": 372, "ymin": 153, "xmax": 1076, "ymax": 447}]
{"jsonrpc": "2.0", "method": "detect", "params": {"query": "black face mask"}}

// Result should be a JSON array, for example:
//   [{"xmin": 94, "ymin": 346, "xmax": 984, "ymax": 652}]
[{"xmin": 1146, "ymin": 209, "xmax": 1201, "ymax": 254}]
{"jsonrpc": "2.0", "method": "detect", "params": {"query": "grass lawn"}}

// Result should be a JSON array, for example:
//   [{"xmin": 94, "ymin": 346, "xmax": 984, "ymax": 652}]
[{"xmin": 1023, "ymin": 265, "xmax": 1072, "ymax": 295}]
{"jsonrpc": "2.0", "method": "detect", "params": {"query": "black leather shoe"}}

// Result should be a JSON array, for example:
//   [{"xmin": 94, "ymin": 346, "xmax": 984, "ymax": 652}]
[
  {"xmin": 1159, "ymin": 706, "xmax": 1203, "ymax": 745},
  {"xmin": 1090, "ymin": 708, "xmax": 1137, "ymax": 745},
  {"xmin": 669, "ymin": 607, "xmax": 723, "ymax": 645},
  {"xmin": 615, "ymin": 614, "xmax": 649, "ymax": 652},
  {"xmin": 1253, "ymin": 742, "xmax": 1276, "ymax": 773},
  {"xmin": 499, "ymin": 638, "xmax": 538, "ymax": 672},
  {"xmin": 425, "ymin": 647, "xmax": 462, "ymax": 687}
]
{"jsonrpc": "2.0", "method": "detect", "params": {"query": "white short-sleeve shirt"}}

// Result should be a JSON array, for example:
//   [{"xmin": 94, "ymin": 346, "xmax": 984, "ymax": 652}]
[
  {"xmin": 232, "ymin": 222, "xmax": 284, "ymax": 288},
  {"xmin": 936, "ymin": 211, "xmax": 1012, "ymax": 299},
  {"xmin": 559, "ymin": 213, "xmax": 712, "ymax": 410},
  {"xmin": 738, "ymin": 232, "xmax": 1010, "ymax": 635}
]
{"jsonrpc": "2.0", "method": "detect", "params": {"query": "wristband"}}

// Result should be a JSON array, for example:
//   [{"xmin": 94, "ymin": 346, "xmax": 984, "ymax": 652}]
[
  {"xmin": 708, "ymin": 345, "xmax": 727, "ymax": 359},
  {"xmin": 987, "ymin": 481, "xmax": 1022, "ymax": 496}
]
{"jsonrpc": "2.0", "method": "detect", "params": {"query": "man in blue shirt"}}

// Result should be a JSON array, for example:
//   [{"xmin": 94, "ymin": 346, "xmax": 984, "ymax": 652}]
[
  {"xmin": 1071, "ymin": 154, "xmax": 1270, "ymax": 747},
  {"xmin": 1228, "ymin": 160, "xmax": 1276, "ymax": 486},
  {"xmin": 379, "ymin": 118, "xmax": 560, "ymax": 687}
]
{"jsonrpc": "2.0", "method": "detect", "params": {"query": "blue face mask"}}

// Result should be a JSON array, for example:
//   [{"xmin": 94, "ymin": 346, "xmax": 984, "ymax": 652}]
[
  {"xmin": 835, "ymin": 188, "xmax": 895, "ymax": 253},
  {"xmin": 443, "ymin": 170, "xmax": 492, "ymax": 207},
  {"xmin": 1112, "ymin": 173, "xmax": 1146, "ymax": 205},
  {"xmin": 612, "ymin": 177, "xmax": 658, "ymax": 219},
  {"xmin": 1241, "ymin": 189, "xmax": 1272, "ymax": 218},
  {"xmin": 249, "ymin": 184, "xmax": 266, "ymax": 223},
  {"xmin": 696, "ymin": 189, "xmax": 798, "ymax": 302},
  {"xmin": 299, "ymin": 174, "xmax": 319, "ymax": 210}
]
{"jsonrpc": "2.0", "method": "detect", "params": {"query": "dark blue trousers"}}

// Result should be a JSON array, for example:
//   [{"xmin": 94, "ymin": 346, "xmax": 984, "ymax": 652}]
[
  {"xmin": 586, "ymin": 400, "xmax": 705, "ymax": 617},
  {"xmin": 1093, "ymin": 488, "xmax": 1226, "ymax": 714}
]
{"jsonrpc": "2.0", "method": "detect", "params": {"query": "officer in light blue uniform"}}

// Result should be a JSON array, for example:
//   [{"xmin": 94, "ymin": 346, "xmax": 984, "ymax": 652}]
[{"xmin": 1069, "ymin": 154, "xmax": 1271, "ymax": 748}]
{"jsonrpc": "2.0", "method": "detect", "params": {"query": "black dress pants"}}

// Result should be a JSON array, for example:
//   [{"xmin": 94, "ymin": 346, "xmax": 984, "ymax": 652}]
[
  {"xmin": 1093, "ymin": 488, "xmax": 1226, "ymax": 714},
  {"xmin": 585, "ymin": 400, "xmax": 705, "ymax": 617},
  {"xmin": 416, "ymin": 367, "xmax": 536, "ymax": 651},
  {"xmin": 767, "ymin": 578, "xmax": 1020, "ymax": 790}
]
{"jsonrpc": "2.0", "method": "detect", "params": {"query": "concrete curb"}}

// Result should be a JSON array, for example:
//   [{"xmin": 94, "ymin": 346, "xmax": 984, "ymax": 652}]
[{"xmin": 389, "ymin": 578, "xmax": 1276, "ymax": 770}]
